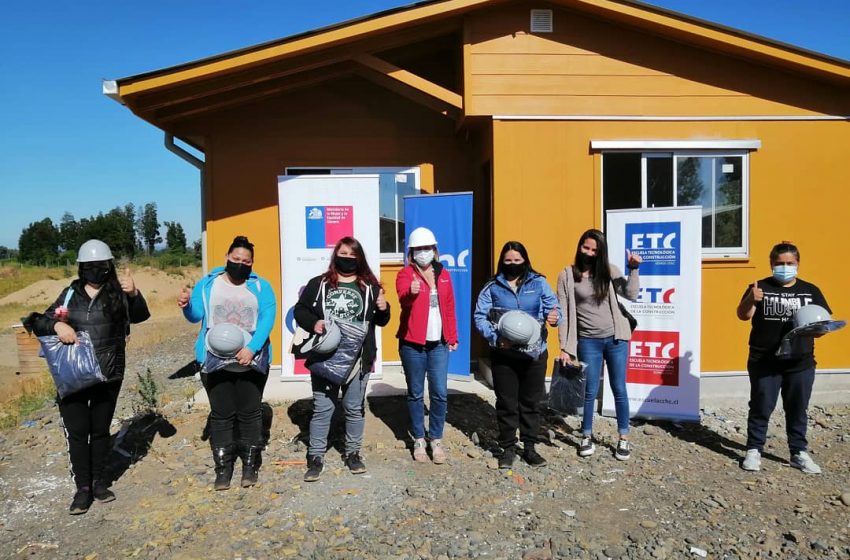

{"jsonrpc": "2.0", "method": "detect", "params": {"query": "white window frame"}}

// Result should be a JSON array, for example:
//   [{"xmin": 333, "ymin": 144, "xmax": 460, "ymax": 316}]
[
  {"xmin": 284, "ymin": 166, "xmax": 421, "ymax": 263},
  {"xmin": 597, "ymin": 143, "xmax": 754, "ymax": 259}
]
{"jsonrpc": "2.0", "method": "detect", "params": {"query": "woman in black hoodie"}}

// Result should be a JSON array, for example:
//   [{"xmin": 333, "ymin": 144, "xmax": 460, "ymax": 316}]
[{"xmin": 26, "ymin": 239, "xmax": 150, "ymax": 514}]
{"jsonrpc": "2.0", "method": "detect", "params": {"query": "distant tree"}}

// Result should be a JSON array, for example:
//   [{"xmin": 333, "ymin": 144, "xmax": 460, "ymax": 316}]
[
  {"xmin": 164, "ymin": 221, "xmax": 187, "ymax": 252},
  {"xmin": 78, "ymin": 206, "xmax": 137, "ymax": 259},
  {"xmin": 137, "ymin": 203, "xmax": 161, "ymax": 255},
  {"xmin": 19, "ymin": 218, "xmax": 60, "ymax": 264},
  {"xmin": 192, "ymin": 239, "xmax": 202, "ymax": 260},
  {"xmin": 0, "ymin": 246, "xmax": 11, "ymax": 260},
  {"xmin": 59, "ymin": 212, "xmax": 82, "ymax": 253}
]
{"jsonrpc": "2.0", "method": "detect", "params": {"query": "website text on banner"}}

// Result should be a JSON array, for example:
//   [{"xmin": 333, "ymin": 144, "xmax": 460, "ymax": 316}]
[
  {"xmin": 403, "ymin": 193, "xmax": 473, "ymax": 378},
  {"xmin": 278, "ymin": 175, "xmax": 382, "ymax": 380},
  {"xmin": 604, "ymin": 207, "xmax": 702, "ymax": 422}
]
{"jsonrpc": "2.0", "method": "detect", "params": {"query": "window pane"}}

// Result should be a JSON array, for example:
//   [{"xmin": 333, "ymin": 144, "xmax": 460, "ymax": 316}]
[
  {"xmin": 676, "ymin": 156, "xmax": 713, "ymax": 247},
  {"xmin": 714, "ymin": 157, "xmax": 743, "ymax": 248},
  {"xmin": 603, "ymin": 153, "xmax": 641, "ymax": 230},
  {"xmin": 378, "ymin": 175, "xmax": 399, "ymax": 253},
  {"xmin": 395, "ymin": 173, "xmax": 416, "ymax": 256},
  {"xmin": 646, "ymin": 155, "xmax": 673, "ymax": 208}
]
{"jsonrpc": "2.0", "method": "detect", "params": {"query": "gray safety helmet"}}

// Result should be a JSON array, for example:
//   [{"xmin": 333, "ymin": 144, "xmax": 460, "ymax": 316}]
[
  {"xmin": 497, "ymin": 310, "xmax": 541, "ymax": 346},
  {"xmin": 206, "ymin": 323, "xmax": 250, "ymax": 358},
  {"xmin": 301, "ymin": 320, "xmax": 342, "ymax": 355},
  {"xmin": 77, "ymin": 239, "xmax": 114, "ymax": 262},
  {"xmin": 793, "ymin": 304, "xmax": 832, "ymax": 329}
]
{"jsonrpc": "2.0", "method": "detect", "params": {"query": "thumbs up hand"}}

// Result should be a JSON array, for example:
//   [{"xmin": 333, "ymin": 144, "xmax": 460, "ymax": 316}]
[
  {"xmin": 411, "ymin": 277, "xmax": 421, "ymax": 295},
  {"xmin": 627, "ymin": 250, "xmax": 642, "ymax": 269},
  {"xmin": 376, "ymin": 288, "xmax": 388, "ymax": 311},
  {"xmin": 751, "ymin": 280, "xmax": 764, "ymax": 303},
  {"xmin": 177, "ymin": 285, "xmax": 192, "ymax": 308},
  {"xmin": 120, "ymin": 265, "xmax": 138, "ymax": 296}
]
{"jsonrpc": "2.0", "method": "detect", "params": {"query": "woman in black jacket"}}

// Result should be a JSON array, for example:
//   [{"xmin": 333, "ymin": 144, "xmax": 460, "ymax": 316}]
[
  {"xmin": 26, "ymin": 239, "xmax": 150, "ymax": 514},
  {"xmin": 294, "ymin": 236, "xmax": 390, "ymax": 482}
]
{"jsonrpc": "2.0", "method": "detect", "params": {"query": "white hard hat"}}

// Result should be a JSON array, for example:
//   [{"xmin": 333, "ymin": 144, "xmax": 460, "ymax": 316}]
[
  {"xmin": 77, "ymin": 239, "xmax": 114, "ymax": 262},
  {"xmin": 497, "ymin": 310, "xmax": 541, "ymax": 346},
  {"xmin": 300, "ymin": 321, "xmax": 342, "ymax": 355},
  {"xmin": 206, "ymin": 323, "xmax": 250, "ymax": 358},
  {"xmin": 793, "ymin": 304, "xmax": 832, "ymax": 329},
  {"xmin": 408, "ymin": 227, "xmax": 438, "ymax": 248}
]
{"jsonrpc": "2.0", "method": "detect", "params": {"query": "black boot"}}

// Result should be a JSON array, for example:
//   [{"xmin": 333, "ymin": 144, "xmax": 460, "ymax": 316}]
[
  {"xmin": 498, "ymin": 447, "xmax": 516, "ymax": 469},
  {"xmin": 522, "ymin": 443, "xmax": 548, "ymax": 467},
  {"xmin": 69, "ymin": 487, "xmax": 93, "ymax": 515},
  {"xmin": 92, "ymin": 480, "xmax": 116, "ymax": 502},
  {"xmin": 212, "ymin": 444, "xmax": 236, "ymax": 491},
  {"xmin": 240, "ymin": 443, "xmax": 263, "ymax": 488}
]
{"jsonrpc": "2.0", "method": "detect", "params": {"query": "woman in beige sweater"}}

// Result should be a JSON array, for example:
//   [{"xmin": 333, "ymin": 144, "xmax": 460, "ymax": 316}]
[{"xmin": 557, "ymin": 229, "xmax": 640, "ymax": 460}]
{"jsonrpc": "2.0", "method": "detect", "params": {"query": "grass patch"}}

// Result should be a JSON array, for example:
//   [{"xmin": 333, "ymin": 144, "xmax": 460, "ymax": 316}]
[
  {"xmin": 0, "ymin": 372, "xmax": 55, "ymax": 430},
  {"xmin": 0, "ymin": 264, "xmax": 70, "ymax": 299}
]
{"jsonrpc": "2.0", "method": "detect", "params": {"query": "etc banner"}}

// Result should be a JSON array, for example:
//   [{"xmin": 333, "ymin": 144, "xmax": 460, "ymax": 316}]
[
  {"xmin": 604, "ymin": 207, "xmax": 702, "ymax": 421},
  {"xmin": 278, "ymin": 174, "xmax": 381, "ymax": 380},
  {"xmin": 404, "ymin": 193, "xmax": 473, "ymax": 379}
]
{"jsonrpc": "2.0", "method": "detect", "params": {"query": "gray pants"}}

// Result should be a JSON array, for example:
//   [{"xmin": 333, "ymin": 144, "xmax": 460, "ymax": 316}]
[{"xmin": 308, "ymin": 368, "xmax": 370, "ymax": 457}]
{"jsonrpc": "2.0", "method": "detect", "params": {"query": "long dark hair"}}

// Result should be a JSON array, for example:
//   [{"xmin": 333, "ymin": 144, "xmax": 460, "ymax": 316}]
[
  {"xmin": 74, "ymin": 261, "xmax": 127, "ymax": 322},
  {"xmin": 572, "ymin": 229, "xmax": 611, "ymax": 304},
  {"xmin": 324, "ymin": 237, "xmax": 381, "ymax": 289},
  {"xmin": 769, "ymin": 240, "xmax": 799, "ymax": 263},
  {"xmin": 494, "ymin": 241, "xmax": 541, "ymax": 285}
]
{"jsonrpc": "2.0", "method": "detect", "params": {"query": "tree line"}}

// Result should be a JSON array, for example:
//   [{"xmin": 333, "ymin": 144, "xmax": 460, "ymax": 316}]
[{"xmin": 14, "ymin": 202, "xmax": 200, "ymax": 265}]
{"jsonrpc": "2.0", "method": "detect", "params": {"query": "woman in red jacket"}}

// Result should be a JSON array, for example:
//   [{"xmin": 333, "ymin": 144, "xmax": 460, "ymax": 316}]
[{"xmin": 396, "ymin": 227, "xmax": 459, "ymax": 463}]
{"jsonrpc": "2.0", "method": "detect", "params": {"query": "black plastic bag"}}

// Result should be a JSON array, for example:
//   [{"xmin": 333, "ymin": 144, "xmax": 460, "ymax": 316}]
[{"xmin": 548, "ymin": 359, "xmax": 586, "ymax": 416}]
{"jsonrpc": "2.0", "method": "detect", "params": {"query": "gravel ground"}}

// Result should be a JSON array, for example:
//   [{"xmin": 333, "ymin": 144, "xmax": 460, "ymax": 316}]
[{"xmin": 1, "ymin": 317, "xmax": 849, "ymax": 559}]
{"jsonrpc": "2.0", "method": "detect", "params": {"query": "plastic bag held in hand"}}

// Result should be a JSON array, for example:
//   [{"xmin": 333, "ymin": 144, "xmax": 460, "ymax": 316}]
[{"xmin": 38, "ymin": 331, "xmax": 107, "ymax": 399}]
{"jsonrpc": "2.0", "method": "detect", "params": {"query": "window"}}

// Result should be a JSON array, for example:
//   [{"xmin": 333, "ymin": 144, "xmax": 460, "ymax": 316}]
[
  {"xmin": 602, "ymin": 151, "xmax": 749, "ymax": 257},
  {"xmin": 286, "ymin": 167, "xmax": 420, "ymax": 261}
]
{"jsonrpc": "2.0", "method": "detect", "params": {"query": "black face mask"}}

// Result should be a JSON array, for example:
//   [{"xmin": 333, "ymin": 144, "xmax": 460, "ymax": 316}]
[
  {"xmin": 79, "ymin": 262, "xmax": 111, "ymax": 286},
  {"xmin": 335, "ymin": 256, "xmax": 358, "ymax": 274},
  {"xmin": 502, "ymin": 263, "xmax": 527, "ymax": 279},
  {"xmin": 578, "ymin": 253, "xmax": 597, "ymax": 269},
  {"xmin": 226, "ymin": 260, "xmax": 252, "ymax": 282}
]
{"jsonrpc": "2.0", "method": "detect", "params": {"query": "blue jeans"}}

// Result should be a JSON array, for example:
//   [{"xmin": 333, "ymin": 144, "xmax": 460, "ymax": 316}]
[
  {"xmin": 577, "ymin": 336, "xmax": 630, "ymax": 436},
  {"xmin": 399, "ymin": 341, "xmax": 449, "ymax": 439},
  {"xmin": 308, "ymin": 367, "xmax": 370, "ymax": 457}
]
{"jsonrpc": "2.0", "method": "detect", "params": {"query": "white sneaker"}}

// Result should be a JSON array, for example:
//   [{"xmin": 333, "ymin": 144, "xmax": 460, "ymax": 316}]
[
  {"xmin": 578, "ymin": 436, "xmax": 595, "ymax": 457},
  {"xmin": 741, "ymin": 449, "xmax": 761, "ymax": 471},
  {"xmin": 790, "ymin": 451, "xmax": 822, "ymax": 474}
]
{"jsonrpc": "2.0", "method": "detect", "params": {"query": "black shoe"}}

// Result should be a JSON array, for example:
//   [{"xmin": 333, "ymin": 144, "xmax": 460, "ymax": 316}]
[
  {"xmin": 92, "ymin": 481, "xmax": 115, "ymax": 503},
  {"xmin": 522, "ymin": 444, "xmax": 547, "ymax": 467},
  {"xmin": 212, "ymin": 444, "xmax": 237, "ymax": 491},
  {"xmin": 498, "ymin": 447, "xmax": 516, "ymax": 469},
  {"xmin": 240, "ymin": 444, "xmax": 263, "ymax": 488},
  {"xmin": 304, "ymin": 455, "xmax": 324, "ymax": 482},
  {"xmin": 69, "ymin": 487, "xmax": 93, "ymax": 515},
  {"xmin": 344, "ymin": 452, "xmax": 367, "ymax": 474}
]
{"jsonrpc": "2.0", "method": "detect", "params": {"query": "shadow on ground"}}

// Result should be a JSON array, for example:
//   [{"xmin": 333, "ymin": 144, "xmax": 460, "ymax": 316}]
[{"xmin": 102, "ymin": 412, "xmax": 176, "ymax": 485}]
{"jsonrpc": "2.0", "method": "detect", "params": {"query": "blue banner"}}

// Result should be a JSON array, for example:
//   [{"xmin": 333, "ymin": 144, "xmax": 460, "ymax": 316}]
[{"xmin": 404, "ymin": 193, "xmax": 473, "ymax": 378}]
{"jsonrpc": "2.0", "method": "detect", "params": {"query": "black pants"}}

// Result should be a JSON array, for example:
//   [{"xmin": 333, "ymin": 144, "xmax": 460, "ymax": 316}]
[
  {"xmin": 201, "ymin": 369, "xmax": 268, "ymax": 448},
  {"xmin": 746, "ymin": 364, "xmax": 815, "ymax": 454},
  {"xmin": 58, "ymin": 380, "xmax": 123, "ymax": 489},
  {"xmin": 491, "ymin": 350, "xmax": 548, "ymax": 449}
]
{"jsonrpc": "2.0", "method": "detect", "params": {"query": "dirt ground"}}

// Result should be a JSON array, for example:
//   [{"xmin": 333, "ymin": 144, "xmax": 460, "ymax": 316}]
[{"xmin": 0, "ymin": 276, "xmax": 849, "ymax": 559}]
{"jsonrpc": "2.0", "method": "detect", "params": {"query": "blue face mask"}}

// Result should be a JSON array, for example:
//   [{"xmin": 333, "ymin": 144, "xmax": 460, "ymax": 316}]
[{"xmin": 772, "ymin": 264, "xmax": 797, "ymax": 283}]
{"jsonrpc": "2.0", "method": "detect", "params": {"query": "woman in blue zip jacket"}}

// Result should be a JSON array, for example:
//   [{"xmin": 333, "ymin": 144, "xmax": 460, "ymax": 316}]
[
  {"xmin": 474, "ymin": 241, "xmax": 560, "ymax": 469},
  {"xmin": 177, "ymin": 236, "xmax": 276, "ymax": 490}
]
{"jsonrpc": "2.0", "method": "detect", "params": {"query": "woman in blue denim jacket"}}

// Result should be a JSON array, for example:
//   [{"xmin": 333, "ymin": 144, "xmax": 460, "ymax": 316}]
[{"xmin": 474, "ymin": 241, "xmax": 560, "ymax": 469}]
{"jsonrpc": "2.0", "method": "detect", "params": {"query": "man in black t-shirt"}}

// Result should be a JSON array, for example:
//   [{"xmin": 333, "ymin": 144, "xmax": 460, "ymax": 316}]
[{"xmin": 736, "ymin": 242, "xmax": 832, "ymax": 475}]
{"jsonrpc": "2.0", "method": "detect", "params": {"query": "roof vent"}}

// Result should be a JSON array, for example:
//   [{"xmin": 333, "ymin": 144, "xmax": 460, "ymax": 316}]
[{"xmin": 530, "ymin": 9, "xmax": 553, "ymax": 33}]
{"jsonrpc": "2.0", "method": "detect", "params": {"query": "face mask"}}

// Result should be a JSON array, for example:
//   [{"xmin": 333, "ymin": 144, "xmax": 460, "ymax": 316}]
[
  {"xmin": 578, "ymin": 253, "xmax": 597, "ymax": 269},
  {"xmin": 335, "ymin": 256, "xmax": 358, "ymax": 274},
  {"xmin": 79, "ymin": 262, "xmax": 110, "ymax": 286},
  {"xmin": 503, "ymin": 263, "xmax": 527, "ymax": 279},
  {"xmin": 226, "ymin": 260, "xmax": 252, "ymax": 282},
  {"xmin": 413, "ymin": 249, "xmax": 434, "ymax": 267},
  {"xmin": 772, "ymin": 264, "xmax": 797, "ymax": 283}
]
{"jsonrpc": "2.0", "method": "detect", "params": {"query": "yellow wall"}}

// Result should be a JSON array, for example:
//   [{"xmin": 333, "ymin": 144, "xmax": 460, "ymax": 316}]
[
  {"xmin": 492, "ymin": 119, "xmax": 850, "ymax": 372},
  {"xmin": 466, "ymin": 2, "xmax": 847, "ymax": 117},
  {"xmin": 175, "ymin": 76, "xmax": 474, "ymax": 365}
]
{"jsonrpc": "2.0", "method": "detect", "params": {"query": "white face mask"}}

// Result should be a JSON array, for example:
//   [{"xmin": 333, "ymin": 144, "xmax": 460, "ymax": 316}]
[{"xmin": 413, "ymin": 249, "xmax": 435, "ymax": 267}]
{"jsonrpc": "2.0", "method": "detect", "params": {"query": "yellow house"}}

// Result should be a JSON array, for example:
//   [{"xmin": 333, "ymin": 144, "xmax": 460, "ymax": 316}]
[{"xmin": 106, "ymin": 0, "xmax": 850, "ymax": 381}]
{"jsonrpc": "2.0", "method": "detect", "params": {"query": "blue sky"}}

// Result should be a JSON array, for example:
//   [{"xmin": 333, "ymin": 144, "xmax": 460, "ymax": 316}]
[{"xmin": 1, "ymin": 0, "xmax": 847, "ymax": 249}]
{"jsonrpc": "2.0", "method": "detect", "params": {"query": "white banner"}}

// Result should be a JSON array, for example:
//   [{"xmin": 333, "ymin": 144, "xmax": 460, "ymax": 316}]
[
  {"xmin": 604, "ymin": 207, "xmax": 702, "ymax": 421},
  {"xmin": 278, "ymin": 174, "xmax": 381, "ymax": 380}
]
